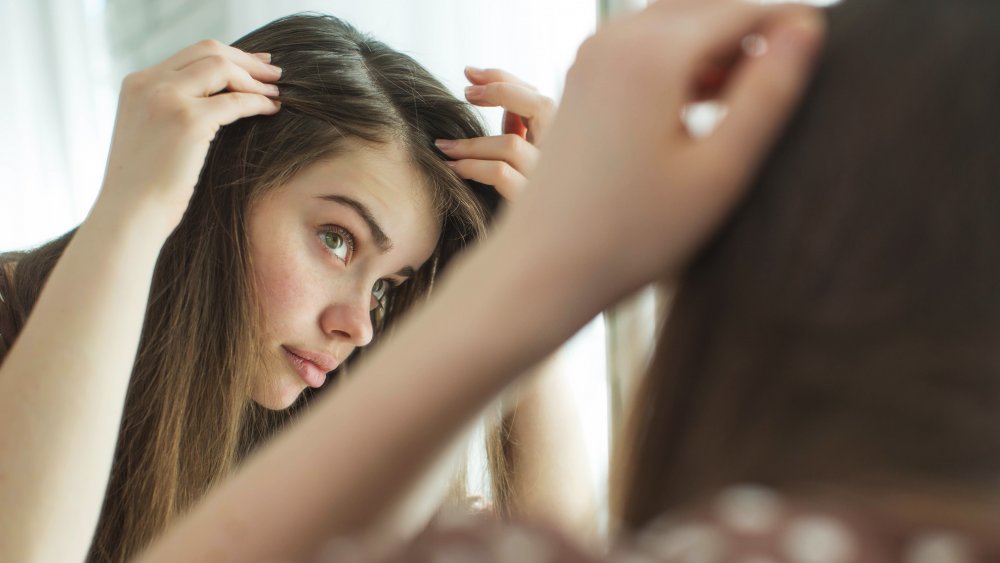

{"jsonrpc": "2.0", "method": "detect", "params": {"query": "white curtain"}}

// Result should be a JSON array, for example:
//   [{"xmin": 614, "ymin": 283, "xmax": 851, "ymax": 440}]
[
  {"xmin": 1, "ymin": 0, "xmax": 115, "ymax": 252},
  {"xmin": 104, "ymin": 0, "xmax": 595, "ymax": 136}
]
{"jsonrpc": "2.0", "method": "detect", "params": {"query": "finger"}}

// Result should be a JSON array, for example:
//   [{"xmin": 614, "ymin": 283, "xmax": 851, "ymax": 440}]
[
  {"xmin": 445, "ymin": 159, "xmax": 527, "ymax": 201},
  {"xmin": 173, "ymin": 54, "xmax": 280, "ymax": 98},
  {"xmin": 158, "ymin": 39, "xmax": 282, "ymax": 83},
  {"xmin": 703, "ymin": 10, "xmax": 825, "ymax": 182},
  {"xmin": 464, "ymin": 66, "xmax": 537, "ymax": 91},
  {"xmin": 435, "ymin": 135, "xmax": 540, "ymax": 176},
  {"xmin": 198, "ymin": 92, "xmax": 282, "ymax": 128},
  {"xmin": 689, "ymin": 0, "xmax": 818, "ymax": 70},
  {"xmin": 465, "ymin": 82, "xmax": 556, "ymax": 145},
  {"xmin": 464, "ymin": 82, "xmax": 555, "ymax": 122}
]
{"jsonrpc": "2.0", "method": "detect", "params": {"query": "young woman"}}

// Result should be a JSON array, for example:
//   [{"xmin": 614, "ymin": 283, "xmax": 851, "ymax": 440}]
[
  {"xmin": 0, "ymin": 13, "xmax": 592, "ymax": 563},
  {"xmin": 113, "ymin": 0, "xmax": 827, "ymax": 561},
  {"xmin": 219, "ymin": 0, "xmax": 999, "ymax": 561}
]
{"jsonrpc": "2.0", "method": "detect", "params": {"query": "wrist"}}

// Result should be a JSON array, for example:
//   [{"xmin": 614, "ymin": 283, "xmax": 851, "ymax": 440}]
[{"xmin": 88, "ymin": 191, "xmax": 181, "ymax": 246}]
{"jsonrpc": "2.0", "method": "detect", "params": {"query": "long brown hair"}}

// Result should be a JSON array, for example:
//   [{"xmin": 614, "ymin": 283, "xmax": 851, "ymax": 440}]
[
  {"xmin": 1, "ymin": 14, "xmax": 506, "ymax": 562},
  {"xmin": 614, "ymin": 0, "xmax": 1000, "ymax": 530}
]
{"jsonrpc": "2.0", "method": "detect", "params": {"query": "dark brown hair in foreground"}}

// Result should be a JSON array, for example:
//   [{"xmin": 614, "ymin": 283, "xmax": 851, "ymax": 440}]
[{"xmin": 615, "ymin": 0, "xmax": 1000, "ymax": 529}]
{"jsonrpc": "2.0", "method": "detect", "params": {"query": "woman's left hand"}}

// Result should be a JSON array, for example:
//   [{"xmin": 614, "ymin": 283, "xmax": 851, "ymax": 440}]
[{"xmin": 435, "ymin": 67, "xmax": 556, "ymax": 201}]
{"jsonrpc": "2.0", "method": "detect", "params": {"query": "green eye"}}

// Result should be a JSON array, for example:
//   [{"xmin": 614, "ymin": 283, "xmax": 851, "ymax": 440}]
[
  {"xmin": 370, "ymin": 279, "xmax": 391, "ymax": 312},
  {"xmin": 320, "ymin": 228, "xmax": 352, "ymax": 263}
]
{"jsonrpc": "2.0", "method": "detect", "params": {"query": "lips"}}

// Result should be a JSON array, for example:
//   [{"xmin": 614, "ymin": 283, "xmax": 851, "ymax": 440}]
[{"xmin": 282, "ymin": 345, "xmax": 339, "ymax": 389}]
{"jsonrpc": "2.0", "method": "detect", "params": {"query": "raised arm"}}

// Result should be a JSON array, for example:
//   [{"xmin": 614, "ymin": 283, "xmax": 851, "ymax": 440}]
[
  {"xmin": 0, "ymin": 41, "xmax": 281, "ymax": 563},
  {"xmin": 439, "ymin": 65, "xmax": 598, "ymax": 537},
  {"xmin": 140, "ymin": 3, "xmax": 825, "ymax": 561}
]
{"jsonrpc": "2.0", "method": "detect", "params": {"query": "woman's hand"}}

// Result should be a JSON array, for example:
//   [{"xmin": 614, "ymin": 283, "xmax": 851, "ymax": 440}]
[
  {"xmin": 96, "ymin": 40, "xmax": 282, "ymax": 230},
  {"xmin": 135, "ymin": 6, "xmax": 825, "ymax": 561},
  {"xmin": 0, "ymin": 39, "xmax": 283, "ymax": 563},
  {"xmin": 514, "ymin": 0, "xmax": 826, "ymax": 300},
  {"xmin": 435, "ymin": 67, "xmax": 557, "ymax": 200}
]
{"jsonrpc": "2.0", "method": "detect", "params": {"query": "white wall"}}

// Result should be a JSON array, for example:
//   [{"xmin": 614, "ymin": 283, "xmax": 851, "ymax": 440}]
[
  {"xmin": 0, "ymin": 0, "xmax": 115, "ymax": 252},
  {"xmin": 104, "ymin": 0, "xmax": 595, "ymax": 136}
]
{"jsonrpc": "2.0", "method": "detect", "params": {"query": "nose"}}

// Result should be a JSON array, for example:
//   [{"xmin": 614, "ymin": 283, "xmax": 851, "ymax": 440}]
[{"xmin": 318, "ymin": 289, "xmax": 374, "ymax": 348}]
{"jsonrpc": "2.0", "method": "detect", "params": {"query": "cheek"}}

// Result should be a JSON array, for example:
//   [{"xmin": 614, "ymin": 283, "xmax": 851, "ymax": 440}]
[{"xmin": 253, "ymin": 241, "xmax": 316, "ymax": 340}]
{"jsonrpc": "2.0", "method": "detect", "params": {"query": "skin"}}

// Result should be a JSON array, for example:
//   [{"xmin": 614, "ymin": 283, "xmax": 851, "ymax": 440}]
[
  {"xmin": 247, "ymin": 141, "xmax": 439, "ymax": 410},
  {"xmin": 0, "ymin": 2, "xmax": 824, "ymax": 560},
  {"xmin": 140, "ymin": 3, "xmax": 826, "ymax": 561},
  {"xmin": 0, "ymin": 40, "xmax": 282, "ymax": 562}
]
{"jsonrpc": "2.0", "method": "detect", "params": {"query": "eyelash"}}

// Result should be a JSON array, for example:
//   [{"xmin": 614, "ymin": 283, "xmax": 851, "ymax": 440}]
[{"xmin": 318, "ymin": 225, "xmax": 355, "ymax": 264}]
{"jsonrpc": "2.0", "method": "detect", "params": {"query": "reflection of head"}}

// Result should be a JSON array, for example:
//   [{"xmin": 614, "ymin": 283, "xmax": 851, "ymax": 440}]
[
  {"xmin": 616, "ymin": 0, "xmax": 1000, "ymax": 529},
  {"xmin": 84, "ymin": 15, "xmax": 500, "ymax": 562},
  {"xmin": 219, "ymin": 13, "xmax": 500, "ymax": 336}
]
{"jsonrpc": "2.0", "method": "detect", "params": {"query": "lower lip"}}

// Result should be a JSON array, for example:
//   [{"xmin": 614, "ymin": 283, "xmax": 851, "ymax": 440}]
[{"xmin": 282, "ymin": 347, "xmax": 328, "ymax": 389}]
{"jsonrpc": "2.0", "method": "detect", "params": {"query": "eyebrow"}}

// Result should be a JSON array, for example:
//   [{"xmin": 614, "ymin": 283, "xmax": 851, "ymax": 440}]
[
  {"xmin": 317, "ymin": 194, "xmax": 416, "ymax": 279},
  {"xmin": 318, "ymin": 194, "xmax": 393, "ymax": 252}
]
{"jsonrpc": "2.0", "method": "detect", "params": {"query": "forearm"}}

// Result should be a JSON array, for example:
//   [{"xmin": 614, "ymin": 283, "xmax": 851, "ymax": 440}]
[
  {"xmin": 0, "ymin": 199, "xmax": 172, "ymax": 562},
  {"xmin": 139, "ymin": 205, "xmax": 612, "ymax": 562}
]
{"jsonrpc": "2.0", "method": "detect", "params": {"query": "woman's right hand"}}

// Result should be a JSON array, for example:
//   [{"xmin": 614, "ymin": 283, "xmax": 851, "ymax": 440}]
[
  {"xmin": 513, "ymin": 0, "xmax": 825, "ymax": 302},
  {"xmin": 95, "ymin": 39, "xmax": 282, "ymax": 230}
]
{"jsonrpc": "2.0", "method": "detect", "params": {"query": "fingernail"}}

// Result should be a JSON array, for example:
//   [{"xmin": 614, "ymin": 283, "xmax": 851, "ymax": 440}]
[
  {"xmin": 266, "ymin": 64, "xmax": 282, "ymax": 77},
  {"xmin": 253, "ymin": 52, "xmax": 272, "ymax": 63},
  {"xmin": 774, "ymin": 15, "xmax": 824, "ymax": 56},
  {"xmin": 444, "ymin": 160, "xmax": 458, "ymax": 168},
  {"xmin": 263, "ymin": 83, "xmax": 280, "ymax": 96},
  {"xmin": 741, "ymin": 34, "xmax": 768, "ymax": 58},
  {"xmin": 465, "ymin": 85, "xmax": 485, "ymax": 98},
  {"xmin": 435, "ymin": 139, "xmax": 457, "ymax": 150},
  {"xmin": 465, "ymin": 66, "xmax": 484, "ymax": 76}
]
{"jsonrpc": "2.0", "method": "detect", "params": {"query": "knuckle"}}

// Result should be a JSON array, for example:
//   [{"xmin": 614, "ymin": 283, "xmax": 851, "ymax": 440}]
[
  {"xmin": 203, "ymin": 53, "xmax": 230, "ymax": 70},
  {"xmin": 196, "ymin": 38, "xmax": 224, "ymax": 53},
  {"xmin": 491, "ymin": 161, "xmax": 511, "ymax": 181},
  {"xmin": 538, "ymin": 95, "xmax": 557, "ymax": 114},
  {"xmin": 120, "ymin": 71, "xmax": 146, "ymax": 94},
  {"xmin": 220, "ymin": 92, "xmax": 248, "ymax": 110},
  {"xmin": 501, "ymin": 134, "xmax": 523, "ymax": 153},
  {"xmin": 170, "ymin": 102, "xmax": 200, "ymax": 128},
  {"xmin": 493, "ymin": 82, "xmax": 513, "ymax": 96},
  {"xmin": 574, "ymin": 34, "xmax": 604, "ymax": 65}
]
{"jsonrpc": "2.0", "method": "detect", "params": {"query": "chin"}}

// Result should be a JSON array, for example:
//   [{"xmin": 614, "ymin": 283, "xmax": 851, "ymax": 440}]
[{"xmin": 251, "ymin": 378, "xmax": 307, "ymax": 411}]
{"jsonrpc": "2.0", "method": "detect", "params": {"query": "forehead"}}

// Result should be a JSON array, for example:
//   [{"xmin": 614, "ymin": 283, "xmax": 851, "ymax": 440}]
[
  {"xmin": 290, "ymin": 139, "xmax": 434, "ymax": 211},
  {"xmin": 262, "ymin": 139, "xmax": 441, "ymax": 260}
]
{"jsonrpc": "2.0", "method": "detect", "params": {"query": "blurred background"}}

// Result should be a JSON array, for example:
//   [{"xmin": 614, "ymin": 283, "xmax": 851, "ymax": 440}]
[
  {"xmin": 1, "ymin": 0, "xmax": 665, "ymax": 532},
  {"xmin": 0, "ymin": 0, "xmax": 602, "ymax": 251}
]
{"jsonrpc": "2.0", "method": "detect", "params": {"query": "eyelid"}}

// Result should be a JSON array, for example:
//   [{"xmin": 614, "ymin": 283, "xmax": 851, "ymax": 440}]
[{"xmin": 320, "ymin": 224, "xmax": 356, "ymax": 263}]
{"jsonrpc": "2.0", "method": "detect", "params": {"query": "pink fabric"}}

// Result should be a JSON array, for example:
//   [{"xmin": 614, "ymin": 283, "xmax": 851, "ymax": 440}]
[{"xmin": 310, "ymin": 487, "xmax": 1000, "ymax": 563}]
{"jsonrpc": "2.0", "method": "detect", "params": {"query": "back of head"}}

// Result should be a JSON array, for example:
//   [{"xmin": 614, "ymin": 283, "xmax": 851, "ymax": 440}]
[{"xmin": 616, "ymin": 0, "xmax": 1000, "ymax": 530}]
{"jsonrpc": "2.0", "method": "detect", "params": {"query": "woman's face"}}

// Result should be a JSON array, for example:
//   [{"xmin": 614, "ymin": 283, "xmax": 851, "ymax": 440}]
[{"xmin": 247, "ymin": 140, "xmax": 441, "ymax": 410}]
